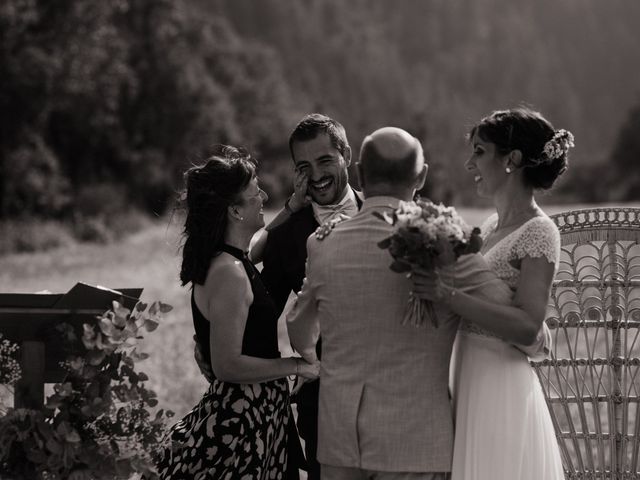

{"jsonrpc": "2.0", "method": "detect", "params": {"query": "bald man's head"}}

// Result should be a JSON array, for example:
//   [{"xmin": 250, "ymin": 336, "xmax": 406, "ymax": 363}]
[{"xmin": 358, "ymin": 127, "xmax": 425, "ymax": 188}]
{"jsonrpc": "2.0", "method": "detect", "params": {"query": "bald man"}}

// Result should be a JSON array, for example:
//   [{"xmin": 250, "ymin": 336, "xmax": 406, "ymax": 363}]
[{"xmin": 287, "ymin": 128, "xmax": 458, "ymax": 480}]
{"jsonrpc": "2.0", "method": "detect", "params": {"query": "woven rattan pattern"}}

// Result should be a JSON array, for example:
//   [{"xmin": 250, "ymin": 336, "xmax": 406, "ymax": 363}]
[{"xmin": 532, "ymin": 207, "xmax": 640, "ymax": 479}]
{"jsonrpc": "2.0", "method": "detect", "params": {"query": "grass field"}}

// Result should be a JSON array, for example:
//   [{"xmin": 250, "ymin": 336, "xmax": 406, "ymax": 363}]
[{"xmin": 0, "ymin": 203, "xmax": 635, "ymax": 419}]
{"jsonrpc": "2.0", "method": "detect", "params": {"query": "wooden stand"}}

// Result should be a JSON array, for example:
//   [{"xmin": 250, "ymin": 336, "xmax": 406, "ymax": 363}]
[
  {"xmin": 15, "ymin": 340, "xmax": 45, "ymax": 409},
  {"xmin": 1, "ymin": 283, "xmax": 142, "ymax": 409}
]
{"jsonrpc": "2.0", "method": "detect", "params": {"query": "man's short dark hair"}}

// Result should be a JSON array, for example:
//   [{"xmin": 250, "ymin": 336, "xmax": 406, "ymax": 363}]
[{"xmin": 289, "ymin": 113, "xmax": 349, "ymax": 160}]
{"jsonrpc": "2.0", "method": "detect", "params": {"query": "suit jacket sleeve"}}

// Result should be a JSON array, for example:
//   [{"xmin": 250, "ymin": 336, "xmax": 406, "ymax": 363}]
[
  {"xmin": 286, "ymin": 242, "xmax": 320, "ymax": 364},
  {"xmin": 261, "ymin": 228, "xmax": 293, "ymax": 316}
]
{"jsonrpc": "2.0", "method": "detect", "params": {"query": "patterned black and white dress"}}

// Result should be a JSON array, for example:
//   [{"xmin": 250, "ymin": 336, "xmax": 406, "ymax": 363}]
[{"xmin": 157, "ymin": 244, "xmax": 293, "ymax": 480}]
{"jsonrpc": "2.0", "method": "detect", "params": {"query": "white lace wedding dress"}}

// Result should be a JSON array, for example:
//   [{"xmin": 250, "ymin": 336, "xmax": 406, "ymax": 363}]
[{"xmin": 450, "ymin": 214, "xmax": 565, "ymax": 480}]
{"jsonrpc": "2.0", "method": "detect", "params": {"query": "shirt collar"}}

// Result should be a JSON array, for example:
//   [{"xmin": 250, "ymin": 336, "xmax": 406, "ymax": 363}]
[
  {"xmin": 311, "ymin": 187, "xmax": 359, "ymax": 224},
  {"xmin": 359, "ymin": 196, "xmax": 402, "ymax": 213}
]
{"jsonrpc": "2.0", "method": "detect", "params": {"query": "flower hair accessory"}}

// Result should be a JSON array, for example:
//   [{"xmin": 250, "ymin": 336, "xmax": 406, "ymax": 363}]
[{"xmin": 536, "ymin": 129, "xmax": 575, "ymax": 165}]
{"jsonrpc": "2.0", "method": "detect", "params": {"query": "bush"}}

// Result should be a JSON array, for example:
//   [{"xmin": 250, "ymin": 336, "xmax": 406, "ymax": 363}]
[
  {"xmin": 72, "ymin": 216, "xmax": 114, "ymax": 244},
  {"xmin": 72, "ymin": 210, "xmax": 154, "ymax": 244},
  {"xmin": 608, "ymin": 104, "xmax": 640, "ymax": 201},
  {"xmin": 0, "ymin": 210, "xmax": 154, "ymax": 256},
  {"xmin": 106, "ymin": 209, "xmax": 155, "ymax": 239},
  {"xmin": 0, "ymin": 301, "xmax": 175, "ymax": 480},
  {"xmin": 71, "ymin": 183, "xmax": 154, "ymax": 243},
  {"xmin": 1, "ymin": 132, "xmax": 72, "ymax": 218},
  {"xmin": 73, "ymin": 183, "xmax": 129, "ymax": 219},
  {"xmin": 0, "ymin": 219, "xmax": 76, "ymax": 255}
]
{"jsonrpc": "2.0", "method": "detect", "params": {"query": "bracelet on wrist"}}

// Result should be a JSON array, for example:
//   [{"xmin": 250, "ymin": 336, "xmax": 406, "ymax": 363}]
[
  {"xmin": 446, "ymin": 286, "xmax": 457, "ymax": 305},
  {"xmin": 288, "ymin": 358, "xmax": 299, "ymax": 382},
  {"xmin": 440, "ymin": 284, "xmax": 457, "ymax": 305}
]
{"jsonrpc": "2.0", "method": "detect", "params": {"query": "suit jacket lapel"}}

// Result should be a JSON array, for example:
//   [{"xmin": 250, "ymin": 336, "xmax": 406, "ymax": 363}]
[{"xmin": 352, "ymin": 187, "xmax": 364, "ymax": 210}]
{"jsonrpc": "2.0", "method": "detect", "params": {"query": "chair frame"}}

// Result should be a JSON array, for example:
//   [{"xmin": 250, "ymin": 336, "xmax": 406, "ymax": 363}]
[{"xmin": 532, "ymin": 207, "xmax": 640, "ymax": 480}]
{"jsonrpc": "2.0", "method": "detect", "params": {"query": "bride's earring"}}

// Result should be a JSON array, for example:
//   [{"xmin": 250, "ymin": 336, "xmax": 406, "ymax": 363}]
[{"xmin": 505, "ymin": 167, "xmax": 512, "ymax": 174}]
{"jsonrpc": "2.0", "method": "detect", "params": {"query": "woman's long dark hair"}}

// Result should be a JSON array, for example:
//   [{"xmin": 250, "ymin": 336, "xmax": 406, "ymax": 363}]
[{"xmin": 179, "ymin": 146, "xmax": 255, "ymax": 286}]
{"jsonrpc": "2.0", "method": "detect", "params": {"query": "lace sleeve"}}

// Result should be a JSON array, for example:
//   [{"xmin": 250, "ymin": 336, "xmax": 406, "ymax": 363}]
[{"xmin": 512, "ymin": 216, "xmax": 561, "ymax": 266}]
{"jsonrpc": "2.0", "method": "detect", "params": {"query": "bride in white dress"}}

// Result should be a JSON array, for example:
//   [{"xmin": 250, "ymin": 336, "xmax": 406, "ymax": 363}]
[{"xmin": 413, "ymin": 107, "xmax": 574, "ymax": 480}]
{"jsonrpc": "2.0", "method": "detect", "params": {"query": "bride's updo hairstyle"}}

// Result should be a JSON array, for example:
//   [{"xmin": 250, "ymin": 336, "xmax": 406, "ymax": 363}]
[
  {"xmin": 179, "ymin": 145, "xmax": 255, "ymax": 286},
  {"xmin": 469, "ymin": 107, "xmax": 574, "ymax": 190}
]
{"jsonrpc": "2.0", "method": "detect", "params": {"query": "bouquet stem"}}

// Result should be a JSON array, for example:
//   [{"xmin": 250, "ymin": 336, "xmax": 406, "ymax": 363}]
[{"xmin": 403, "ymin": 294, "xmax": 439, "ymax": 328}]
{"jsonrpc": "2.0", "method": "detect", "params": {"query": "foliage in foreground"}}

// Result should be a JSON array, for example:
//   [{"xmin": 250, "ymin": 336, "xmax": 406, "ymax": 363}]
[{"xmin": 0, "ymin": 301, "xmax": 174, "ymax": 480}]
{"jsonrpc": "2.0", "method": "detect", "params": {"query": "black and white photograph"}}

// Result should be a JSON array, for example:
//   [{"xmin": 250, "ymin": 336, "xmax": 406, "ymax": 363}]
[{"xmin": 1, "ymin": 1, "xmax": 640, "ymax": 479}]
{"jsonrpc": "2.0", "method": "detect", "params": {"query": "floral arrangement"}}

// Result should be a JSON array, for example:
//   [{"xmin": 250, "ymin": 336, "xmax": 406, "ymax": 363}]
[
  {"xmin": 0, "ymin": 300, "xmax": 174, "ymax": 480},
  {"xmin": 375, "ymin": 198, "xmax": 482, "ymax": 327}
]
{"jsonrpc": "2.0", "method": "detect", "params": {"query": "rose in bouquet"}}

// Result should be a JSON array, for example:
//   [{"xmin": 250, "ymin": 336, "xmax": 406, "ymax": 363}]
[{"xmin": 374, "ymin": 198, "xmax": 482, "ymax": 327}]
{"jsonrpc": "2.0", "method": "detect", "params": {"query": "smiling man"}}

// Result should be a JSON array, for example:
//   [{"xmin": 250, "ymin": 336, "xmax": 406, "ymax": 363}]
[
  {"xmin": 290, "ymin": 122, "xmax": 352, "ymax": 208},
  {"xmin": 261, "ymin": 113, "xmax": 363, "ymax": 480}
]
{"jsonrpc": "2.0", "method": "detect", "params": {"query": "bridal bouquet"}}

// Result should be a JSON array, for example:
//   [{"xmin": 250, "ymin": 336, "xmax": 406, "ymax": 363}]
[
  {"xmin": 375, "ymin": 198, "xmax": 482, "ymax": 327},
  {"xmin": 375, "ymin": 199, "xmax": 552, "ymax": 359}
]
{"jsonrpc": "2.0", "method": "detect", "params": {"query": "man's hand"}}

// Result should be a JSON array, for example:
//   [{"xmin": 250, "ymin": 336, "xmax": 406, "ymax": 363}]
[
  {"xmin": 288, "ymin": 170, "xmax": 311, "ymax": 212},
  {"xmin": 193, "ymin": 335, "xmax": 214, "ymax": 383},
  {"xmin": 315, "ymin": 214, "xmax": 350, "ymax": 240}
]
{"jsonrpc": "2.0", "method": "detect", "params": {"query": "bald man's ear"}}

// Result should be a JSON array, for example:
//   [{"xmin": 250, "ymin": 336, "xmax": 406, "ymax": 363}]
[
  {"xmin": 344, "ymin": 145, "xmax": 352, "ymax": 166},
  {"xmin": 415, "ymin": 164, "xmax": 428, "ymax": 190},
  {"xmin": 356, "ymin": 162, "xmax": 365, "ymax": 189}
]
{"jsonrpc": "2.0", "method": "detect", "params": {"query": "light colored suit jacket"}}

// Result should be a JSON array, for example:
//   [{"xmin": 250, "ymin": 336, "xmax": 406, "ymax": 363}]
[{"xmin": 287, "ymin": 196, "xmax": 459, "ymax": 473}]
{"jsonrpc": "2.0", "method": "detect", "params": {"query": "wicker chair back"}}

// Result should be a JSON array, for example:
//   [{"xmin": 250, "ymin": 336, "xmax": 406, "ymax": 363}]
[{"xmin": 532, "ymin": 207, "xmax": 640, "ymax": 479}]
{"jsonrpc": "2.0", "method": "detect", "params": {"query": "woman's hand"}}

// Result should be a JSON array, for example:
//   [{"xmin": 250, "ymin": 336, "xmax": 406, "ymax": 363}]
[
  {"xmin": 291, "ymin": 358, "xmax": 320, "ymax": 395},
  {"xmin": 287, "ymin": 170, "xmax": 311, "ymax": 212},
  {"xmin": 296, "ymin": 358, "xmax": 321, "ymax": 380}
]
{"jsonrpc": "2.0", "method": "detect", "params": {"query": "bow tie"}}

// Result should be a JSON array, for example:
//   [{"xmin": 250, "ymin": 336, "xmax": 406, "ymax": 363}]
[{"xmin": 312, "ymin": 199, "xmax": 359, "ymax": 225}]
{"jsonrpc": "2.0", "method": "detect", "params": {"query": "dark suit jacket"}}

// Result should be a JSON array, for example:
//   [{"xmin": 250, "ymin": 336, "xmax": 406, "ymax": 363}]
[
  {"xmin": 261, "ymin": 187, "xmax": 364, "ymax": 407},
  {"xmin": 262, "ymin": 187, "xmax": 364, "ymax": 316},
  {"xmin": 262, "ymin": 205, "xmax": 318, "ymax": 315}
]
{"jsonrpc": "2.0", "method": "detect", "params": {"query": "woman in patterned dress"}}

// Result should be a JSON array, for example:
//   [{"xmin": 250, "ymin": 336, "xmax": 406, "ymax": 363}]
[
  {"xmin": 157, "ymin": 146, "xmax": 320, "ymax": 480},
  {"xmin": 412, "ymin": 108, "xmax": 573, "ymax": 479}
]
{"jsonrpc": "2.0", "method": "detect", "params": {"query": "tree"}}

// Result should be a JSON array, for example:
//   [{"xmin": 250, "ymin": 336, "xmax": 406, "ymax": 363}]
[
  {"xmin": 0, "ymin": 0, "xmax": 296, "ymax": 219},
  {"xmin": 608, "ymin": 104, "xmax": 640, "ymax": 201},
  {"xmin": 0, "ymin": 0, "xmax": 134, "ymax": 217}
]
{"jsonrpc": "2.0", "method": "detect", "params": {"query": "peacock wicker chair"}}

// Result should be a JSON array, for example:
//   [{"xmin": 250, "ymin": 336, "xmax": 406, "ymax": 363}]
[{"xmin": 531, "ymin": 207, "xmax": 640, "ymax": 480}]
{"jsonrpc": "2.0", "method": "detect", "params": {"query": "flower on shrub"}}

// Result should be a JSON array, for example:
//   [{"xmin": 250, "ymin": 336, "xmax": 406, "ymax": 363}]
[
  {"xmin": 0, "ymin": 300, "xmax": 174, "ymax": 480},
  {"xmin": 0, "ymin": 333, "xmax": 21, "ymax": 387}
]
